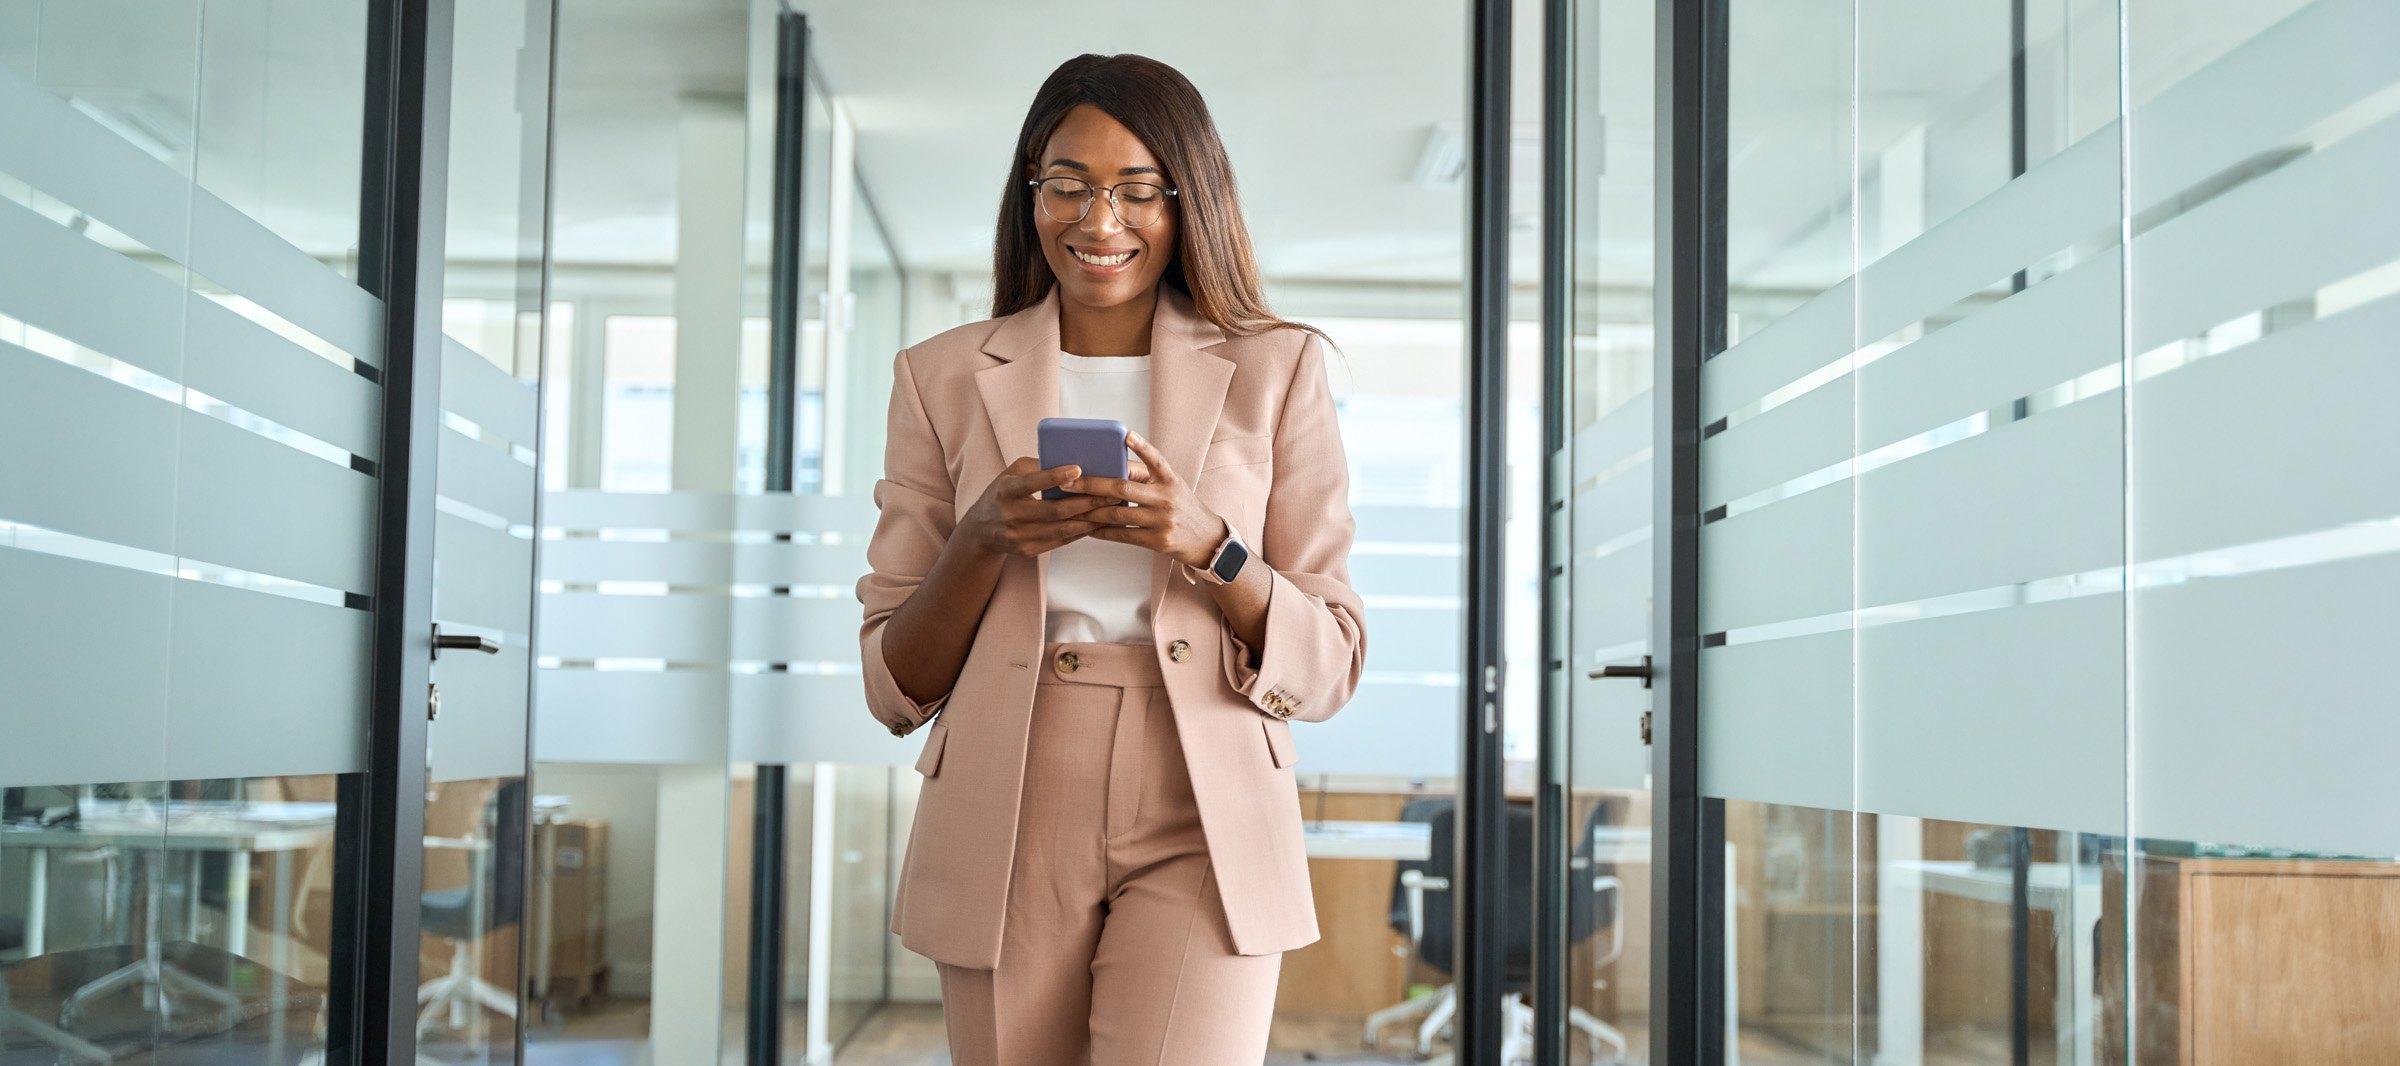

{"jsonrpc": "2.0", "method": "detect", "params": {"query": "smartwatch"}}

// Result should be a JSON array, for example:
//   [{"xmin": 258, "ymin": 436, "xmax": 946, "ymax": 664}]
[{"xmin": 1197, "ymin": 527, "xmax": 1250, "ymax": 585}]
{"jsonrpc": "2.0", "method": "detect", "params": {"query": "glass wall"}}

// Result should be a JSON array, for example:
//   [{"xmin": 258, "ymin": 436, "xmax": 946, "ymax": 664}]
[
  {"xmin": 1556, "ymin": 0, "xmax": 1661, "ymax": 1059},
  {"xmin": 1691, "ymin": 1, "xmax": 2400, "ymax": 1063},
  {"xmin": 3, "ymin": 1, "xmax": 382, "ymax": 1059}
]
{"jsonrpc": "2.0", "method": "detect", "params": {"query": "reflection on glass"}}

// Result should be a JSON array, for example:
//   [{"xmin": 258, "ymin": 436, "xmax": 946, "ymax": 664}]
[{"xmin": 1724, "ymin": 0, "xmax": 1856, "ymax": 347}]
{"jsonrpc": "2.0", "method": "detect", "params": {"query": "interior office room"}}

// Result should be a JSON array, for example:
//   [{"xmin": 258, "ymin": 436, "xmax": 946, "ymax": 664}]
[{"xmin": 1, "ymin": 0, "xmax": 2394, "ymax": 1064}]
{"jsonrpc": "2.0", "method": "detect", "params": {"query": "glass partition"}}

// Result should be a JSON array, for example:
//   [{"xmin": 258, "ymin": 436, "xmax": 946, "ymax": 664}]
[{"xmin": 3, "ymin": 1, "xmax": 380, "ymax": 1059}]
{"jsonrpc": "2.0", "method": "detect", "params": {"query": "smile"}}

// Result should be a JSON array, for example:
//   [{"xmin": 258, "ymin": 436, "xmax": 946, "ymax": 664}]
[{"xmin": 1071, "ymin": 246, "xmax": 1136, "ymax": 268}]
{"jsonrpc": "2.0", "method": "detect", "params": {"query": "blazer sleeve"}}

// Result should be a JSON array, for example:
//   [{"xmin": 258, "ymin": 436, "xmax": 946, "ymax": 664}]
[
  {"xmin": 1217, "ymin": 331, "xmax": 1369, "ymax": 724},
  {"xmin": 855, "ymin": 347, "xmax": 954, "ymax": 737}
]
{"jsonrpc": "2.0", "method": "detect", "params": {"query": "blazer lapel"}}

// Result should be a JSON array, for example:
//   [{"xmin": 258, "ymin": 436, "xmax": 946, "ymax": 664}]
[
  {"xmin": 1144, "ymin": 287, "xmax": 1235, "ymax": 613},
  {"xmin": 975, "ymin": 289, "xmax": 1063, "ymax": 467}
]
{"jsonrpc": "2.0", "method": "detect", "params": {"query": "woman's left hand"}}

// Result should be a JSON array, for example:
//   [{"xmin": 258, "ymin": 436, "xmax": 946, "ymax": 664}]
[{"xmin": 1066, "ymin": 430, "xmax": 1227, "ymax": 569}]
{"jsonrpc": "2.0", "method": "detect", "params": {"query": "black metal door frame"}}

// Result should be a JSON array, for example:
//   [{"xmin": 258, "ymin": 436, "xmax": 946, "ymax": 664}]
[
  {"xmin": 339, "ymin": 0, "xmax": 454, "ymax": 1060},
  {"xmin": 1531, "ymin": 0, "xmax": 1728, "ymax": 1061},
  {"xmin": 1459, "ymin": 0, "xmax": 1515, "ymax": 1060},
  {"xmin": 1651, "ymin": 0, "xmax": 1728, "ymax": 1061},
  {"xmin": 747, "ymin": 10, "xmax": 813, "ymax": 1064}
]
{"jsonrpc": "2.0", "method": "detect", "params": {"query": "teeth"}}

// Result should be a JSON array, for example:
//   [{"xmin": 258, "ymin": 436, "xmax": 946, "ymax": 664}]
[{"xmin": 1073, "ymin": 248, "xmax": 1133, "ymax": 267}]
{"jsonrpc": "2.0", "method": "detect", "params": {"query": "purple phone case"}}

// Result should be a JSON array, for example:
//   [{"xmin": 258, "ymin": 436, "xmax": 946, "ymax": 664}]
[{"xmin": 1037, "ymin": 416, "xmax": 1128, "ymax": 500}]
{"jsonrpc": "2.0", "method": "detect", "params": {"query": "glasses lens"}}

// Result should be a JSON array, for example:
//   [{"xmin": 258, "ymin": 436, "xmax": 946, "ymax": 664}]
[
  {"xmin": 1114, "ymin": 183, "xmax": 1168, "ymax": 228},
  {"xmin": 1037, "ymin": 177, "xmax": 1094, "ymax": 224}
]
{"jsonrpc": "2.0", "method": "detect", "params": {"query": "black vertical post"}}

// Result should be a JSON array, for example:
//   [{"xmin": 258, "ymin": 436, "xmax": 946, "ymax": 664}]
[
  {"xmin": 746, "ymin": 11, "xmax": 809, "ymax": 1064},
  {"xmin": 1460, "ymin": 0, "xmax": 1513, "ymax": 1060},
  {"xmin": 342, "ymin": 0, "xmax": 453, "ymax": 1060},
  {"xmin": 2006, "ymin": 4, "xmax": 2035, "ymax": 1065},
  {"xmin": 1652, "ymin": 0, "xmax": 1725, "ymax": 1061},
  {"xmin": 1533, "ymin": 0, "xmax": 1575, "ymax": 1059}
]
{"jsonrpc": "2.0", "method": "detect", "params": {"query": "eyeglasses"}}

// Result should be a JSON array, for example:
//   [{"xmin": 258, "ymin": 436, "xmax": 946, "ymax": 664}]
[{"xmin": 1028, "ymin": 176, "xmax": 1178, "ymax": 229}]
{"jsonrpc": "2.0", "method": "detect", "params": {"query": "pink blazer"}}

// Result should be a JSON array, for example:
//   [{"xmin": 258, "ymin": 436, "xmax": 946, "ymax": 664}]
[{"xmin": 856, "ymin": 286, "xmax": 1369, "ymax": 968}]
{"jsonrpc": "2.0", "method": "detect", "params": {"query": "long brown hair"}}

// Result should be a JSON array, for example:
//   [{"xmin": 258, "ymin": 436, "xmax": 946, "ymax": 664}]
[{"xmin": 992, "ymin": 54, "xmax": 1323, "ymax": 344}]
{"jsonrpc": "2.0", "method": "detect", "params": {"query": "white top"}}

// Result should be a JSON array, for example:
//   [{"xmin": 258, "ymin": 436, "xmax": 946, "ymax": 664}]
[{"xmin": 1046, "ymin": 352, "xmax": 1155, "ymax": 644}]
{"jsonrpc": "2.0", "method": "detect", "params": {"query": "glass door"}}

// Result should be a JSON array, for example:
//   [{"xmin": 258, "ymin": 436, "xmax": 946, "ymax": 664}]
[
  {"xmin": 1543, "ymin": 0, "xmax": 1664, "ymax": 1060},
  {"xmin": 2, "ymin": 1, "xmax": 384, "ymax": 1059},
  {"xmin": 413, "ymin": 0, "xmax": 557, "ymax": 1060}
]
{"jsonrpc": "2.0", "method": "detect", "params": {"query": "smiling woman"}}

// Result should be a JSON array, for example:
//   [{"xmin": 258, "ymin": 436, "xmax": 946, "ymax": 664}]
[{"xmin": 855, "ymin": 51, "xmax": 1370, "ymax": 1066}]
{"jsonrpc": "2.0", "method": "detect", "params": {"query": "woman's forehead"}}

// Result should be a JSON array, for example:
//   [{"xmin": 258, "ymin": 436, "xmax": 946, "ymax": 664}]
[{"xmin": 1040, "ymin": 106, "xmax": 1160, "ymax": 172}]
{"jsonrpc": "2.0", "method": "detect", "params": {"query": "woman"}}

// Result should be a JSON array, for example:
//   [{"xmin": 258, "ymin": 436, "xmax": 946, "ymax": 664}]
[{"xmin": 855, "ymin": 53, "xmax": 1368, "ymax": 1064}]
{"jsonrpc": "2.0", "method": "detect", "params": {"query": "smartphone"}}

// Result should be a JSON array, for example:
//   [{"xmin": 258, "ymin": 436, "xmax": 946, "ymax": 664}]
[{"xmin": 1036, "ymin": 416, "xmax": 1129, "ymax": 500}]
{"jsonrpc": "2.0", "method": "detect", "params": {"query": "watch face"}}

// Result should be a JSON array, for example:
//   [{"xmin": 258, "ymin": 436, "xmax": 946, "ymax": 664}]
[{"xmin": 1210, "ymin": 538, "xmax": 1249, "ymax": 583}]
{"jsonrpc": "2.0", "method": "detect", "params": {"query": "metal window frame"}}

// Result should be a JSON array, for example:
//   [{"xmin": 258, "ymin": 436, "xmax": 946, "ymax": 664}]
[
  {"xmin": 338, "ymin": 0, "xmax": 455, "ymax": 1060},
  {"xmin": 746, "ymin": 10, "xmax": 812, "ymax": 1065},
  {"xmin": 1458, "ymin": 0, "xmax": 1516, "ymax": 1060},
  {"xmin": 1647, "ymin": 0, "xmax": 1728, "ymax": 1062},
  {"xmin": 1533, "ymin": 0, "xmax": 1576, "ymax": 1059}
]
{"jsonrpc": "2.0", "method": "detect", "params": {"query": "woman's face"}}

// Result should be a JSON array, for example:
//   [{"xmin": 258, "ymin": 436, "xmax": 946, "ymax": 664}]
[{"xmin": 1028, "ymin": 104, "xmax": 1177, "ymax": 313}]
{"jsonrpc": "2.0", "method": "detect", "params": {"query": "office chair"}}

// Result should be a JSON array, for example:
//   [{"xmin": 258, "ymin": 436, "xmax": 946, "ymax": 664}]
[
  {"xmin": 1362, "ymin": 801, "xmax": 1628, "ymax": 1065},
  {"xmin": 1, "ymin": 858, "xmax": 110, "ymax": 1060},
  {"xmin": 416, "ymin": 779, "xmax": 526, "ymax": 1043}
]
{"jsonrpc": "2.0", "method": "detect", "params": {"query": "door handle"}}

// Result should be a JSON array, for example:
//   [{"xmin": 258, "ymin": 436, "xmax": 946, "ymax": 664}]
[
  {"xmin": 1587, "ymin": 654, "xmax": 1653, "ymax": 689},
  {"xmin": 431, "ymin": 624, "xmax": 502, "ymax": 657}
]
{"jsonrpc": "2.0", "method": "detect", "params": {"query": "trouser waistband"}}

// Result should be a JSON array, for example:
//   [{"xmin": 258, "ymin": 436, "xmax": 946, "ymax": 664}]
[{"xmin": 1036, "ymin": 640, "xmax": 1165, "ymax": 688}]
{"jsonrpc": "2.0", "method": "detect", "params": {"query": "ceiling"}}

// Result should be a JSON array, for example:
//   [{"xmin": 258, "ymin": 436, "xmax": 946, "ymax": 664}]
[{"xmin": 792, "ymin": 0, "xmax": 1551, "ymax": 285}]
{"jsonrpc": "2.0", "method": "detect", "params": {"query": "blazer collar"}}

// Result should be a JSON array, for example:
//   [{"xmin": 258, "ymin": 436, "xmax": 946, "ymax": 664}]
[
  {"xmin": 976, "ymin": 286, "xmax": 1237, "ymax": 620},
  {"xmin": 974, "ymin": 286, "xmax": 1233, "ymax": 485}
]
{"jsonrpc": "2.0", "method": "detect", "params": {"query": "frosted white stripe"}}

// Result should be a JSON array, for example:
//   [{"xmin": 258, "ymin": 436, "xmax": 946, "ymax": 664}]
[
  {"xmin": 166, "ymin": 582, "xmax": 370, "ymax": 780},
  {"xmin": 438, "ymin": 426, "xmax": 536, "ymax": 527},
  {"xmin": 1859, "ymin": 255, "xmax": 2123, "ymax": 453},
  {"xmin": 176, "ymin": 410, "xmax": 377, "ymax": 594},
  {"xmin": 1570, "ymin": 538, "xmax": 1649, "ymax": 651},
  {"xmin": 184, "ymin": 195, "xmax": 379, "ymax": 367},
  {"xmin": 1702, "ymin": 379, "xmax": 1852, "ymax": 510},
  {"xmin": 1573, "ymin": 394, "xmax": 1652, "ymax": 473},
  {"xmin": 1, "ymin": 342, "xmax": 181, "ymax": 555},
  {"xmin": 2128, "ymin": 0, "xmax": 2400, "ymax": 217},
  {"xmin": 428, "ymin": 643, "xmax": 531, "ymax": 783},
  {"xmin": 1856, "ymin": 398, "xmax": 2121, "ymax": 607},
  {"xmin": 1699, "ymin": 483, "xmax": 1850, "ymax": 633},
  {"xmin": 1697, "ymin": 632, "xmax": 1852, "ymax": 811},
  {"xmin": 1353, "ymin": 505, "xmax": 1462, "ymax": 547},
  {"xmin": 534, "ymin": 669, "xmax": 729, "ymax": 764},
  {"xmin": 732, "ymin": 492, "xmax": 881, "ymax": 534},
  {"xmin": 0, "ymin": 62, "xmax": 194, "ymax": 262},
  {"xmin": 184, "ymin": 291, "xmax": 380, "ymax": 461},
  {"xmin": 2134, "ymin": 551, "xmax": 2400, "ymax": 855},
  {"xmin": 1351, "ymin": 553, "xmax": 1461, "ymax": 596},
  {"xmin": 442, "ymin": 337, "xmax": 538, "ymax": 447},
  {"xmin": 2132, "ymin": 108, "xmax": 2400, "ymax": 354},
  {"xmin": 0, "ymin": 194, "xmax": 187, "ymax": 383},
  {"xmin": 1702, "ymin": 277, "xmax": 1853, "ymax": 424},
  {"xmin": 2134, "ymin": 294, "xmax": 2400, "ymax": 561},
  {"xmin": 434, "ymin": 512, "xmax": 535, "ymax": 633},
  {"xmin": 1573, "ymin": 459, "xmax": 1652, "ymax": 549},
  {"xmin": 0, "ymin": 550, "xmax": 173, "ymax": 786},
  {"xmin": 1857, "ymin": 127, "xmax": 2120, "ymax": 342},
  {"xmin": 1569, "ymin": 673, "xmax": 1650, "ymax": 792},
  {"xmin": 1857, "ymin": 595, "xmax": 2124, "ymax": 833},
  {"xmin": 541, "ymin": 538, "xmax": 870, "ymax": 589},
  {"xmin": 728, "ymin": 672, "xmax": 886, "ymax": 765}
]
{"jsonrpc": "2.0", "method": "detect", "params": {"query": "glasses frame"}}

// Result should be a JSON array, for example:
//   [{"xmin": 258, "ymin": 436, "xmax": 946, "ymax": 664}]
[{"xmin": 1026, "ymin": 175, "xmax": 1181, "ymax": 229}]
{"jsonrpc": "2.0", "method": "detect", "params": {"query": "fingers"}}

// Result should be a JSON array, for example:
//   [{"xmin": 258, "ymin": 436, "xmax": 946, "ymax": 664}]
[
  {"xmin": 999, "ymin": 459, "xmax": 1080, "ymax": 498},
  {"xmin": 1062, "ymin": 474, "xmax": 1167, "ymax": 505},
  {"xmin": 1124, "ymin": 431, "xmax": 1174, "ymax": 484},
  {"xmin": 1079, "ymin": 503, "xmax": 1169, "ymax": 529},
  {"xmin": 995, "ymin": 518, "xmax": 1101, "ymax": 555}
]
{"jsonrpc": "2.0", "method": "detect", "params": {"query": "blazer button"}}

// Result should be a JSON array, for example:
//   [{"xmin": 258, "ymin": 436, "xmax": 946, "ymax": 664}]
[
  {"xmin": 1056, "ymin": 650, "xmax": 1081, "ymax": 674},
  {"xmin": 1168, "ymin": 639, "xmax": 1191, "ymax": 663},
  {"xmin": 889, "ymin": 722, "xmax": 909, "ymax": 737}
]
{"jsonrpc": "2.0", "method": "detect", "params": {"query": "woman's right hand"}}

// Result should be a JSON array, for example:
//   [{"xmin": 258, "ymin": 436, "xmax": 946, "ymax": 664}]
[{"xmin": 956, "ymin": 457, "xmax": 1107, "ymax": 558}]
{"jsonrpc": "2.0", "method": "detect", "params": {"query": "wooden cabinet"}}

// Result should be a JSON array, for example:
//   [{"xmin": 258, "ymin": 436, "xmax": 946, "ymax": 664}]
[{"xmin": 2100, "ymin": 856, "xmax": 2400, "ymax": 1065}]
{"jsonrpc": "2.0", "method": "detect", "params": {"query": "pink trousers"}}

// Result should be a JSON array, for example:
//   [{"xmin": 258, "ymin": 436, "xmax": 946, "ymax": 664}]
[{"xmin": 935, "ymin": 640, "xmax": 1284, "ymax": 1065}]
